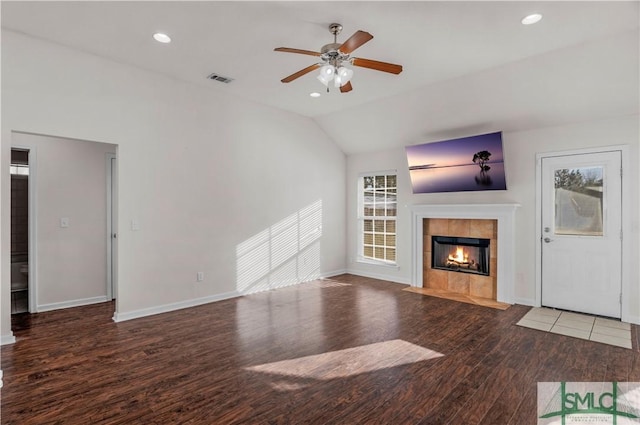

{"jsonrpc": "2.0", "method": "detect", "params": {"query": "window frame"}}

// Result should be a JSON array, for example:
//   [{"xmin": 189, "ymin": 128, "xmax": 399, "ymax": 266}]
[{"xmin": 357, "ymin": 171, "xmax": 398, "ymax": 266}]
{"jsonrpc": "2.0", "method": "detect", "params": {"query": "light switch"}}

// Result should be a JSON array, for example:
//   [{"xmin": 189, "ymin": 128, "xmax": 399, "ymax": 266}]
[
  {"xmin": 131, "ymin": 219, "xmax": 140, "ymax": 231},
  {"xmin": 60, "ymin": 217, "xmax": 69, "ymax": 228}
]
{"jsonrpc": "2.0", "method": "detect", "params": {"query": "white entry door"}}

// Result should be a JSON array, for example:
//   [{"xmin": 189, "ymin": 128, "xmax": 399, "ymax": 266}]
[{"xmin": 541, "ymin": 150, "xmax": 622, "ymax": 318}]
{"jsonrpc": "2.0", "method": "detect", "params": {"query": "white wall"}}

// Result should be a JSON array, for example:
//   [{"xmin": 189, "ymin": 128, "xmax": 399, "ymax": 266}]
[
  {"xmin": 317, "ymin": 29, "xmax": 639, "ymax": 156},
  {"xmin": 12, "ymin": 133, "xmax": 116, "ymax": 310},
  {"xmin": 1, "ymin": 30, "xmax": 346, "ymax": 339},
  {"xmin": 346, "ymin": 115, "xmax": 640, "ymax": 322}
]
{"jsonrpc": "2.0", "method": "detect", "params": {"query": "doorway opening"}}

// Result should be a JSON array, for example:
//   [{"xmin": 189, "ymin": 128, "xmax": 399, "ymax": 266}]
[
  {"xmin": 107, "ymin": 153, "xmax": 117, "ymax": 301},
  {"xmin": 10, "ymin": 149, "xmax": 30, "ymax": 314},
  {"xmin": 8, "ymin": 132, "xmax": 118, "ymax": 334}
]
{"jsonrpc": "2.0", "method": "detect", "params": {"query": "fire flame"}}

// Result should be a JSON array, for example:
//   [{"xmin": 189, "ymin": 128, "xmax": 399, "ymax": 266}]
[{"xmin": 448, "ymin": 246, "xmax": 469, "ymax": 263}]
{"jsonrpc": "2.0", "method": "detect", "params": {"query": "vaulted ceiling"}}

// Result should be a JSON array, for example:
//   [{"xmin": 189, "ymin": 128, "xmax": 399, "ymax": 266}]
[{"xmin": 2, "ymin": 1, "xmax": 638, "ymax": 154}]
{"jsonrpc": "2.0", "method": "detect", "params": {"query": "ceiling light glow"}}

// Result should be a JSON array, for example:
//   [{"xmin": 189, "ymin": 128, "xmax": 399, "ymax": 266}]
[
  {"xmin": 153, "ymin": 33, "xmax": 172, "ymax": 43},
  {"xmin": 310, "ymin": 92, "xmax": 321, "ymax": 98},
  {"xmin": 521, "ymin": 13, "xmax": 542, "ymax": 25}
]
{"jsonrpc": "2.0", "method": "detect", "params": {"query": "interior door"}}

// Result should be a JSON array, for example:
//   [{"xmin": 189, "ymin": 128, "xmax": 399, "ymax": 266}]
[{"xmin": 541, "ymin": 151, "xmax": 622, "ymax": 318}]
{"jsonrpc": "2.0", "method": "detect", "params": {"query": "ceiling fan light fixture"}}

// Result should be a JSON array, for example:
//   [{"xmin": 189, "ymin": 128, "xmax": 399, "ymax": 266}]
[
  {"xmin": 317, "ymin": 74, "xmax": 330, "ymax": 86},
  {"xmin": 274, "ymin": 23, "xmax": 402, "ymax": 93},
  {"xmin": 337, "ymin": 66, "xmax": 354, "ymax": 83},
  {"xmin": 321, "ymin": 64, "xmax": 335, "ymax": 76},
  {"xmin": 317, "ymin": 65, "xmax": 335, "ymax": 86},
  {"xmin": 333, "ymin": 66, "xmax": 353, "ymax": 88}
]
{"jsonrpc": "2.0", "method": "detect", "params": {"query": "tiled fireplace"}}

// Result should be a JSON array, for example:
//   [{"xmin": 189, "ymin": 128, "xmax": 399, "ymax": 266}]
[
  {"xmin": 424, "ymin": 218, "xmax": 497, "ymax": 299},
  {"xmin": 410, "ymin": 204, "xmax": 519, "ymax": 304}
]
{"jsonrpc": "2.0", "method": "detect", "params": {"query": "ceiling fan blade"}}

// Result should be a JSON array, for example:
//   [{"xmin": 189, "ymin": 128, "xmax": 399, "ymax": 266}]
[
  {"xmin": 338, "ymin": 30, "xmax": 373, "ymax": 54},
  {"xmin": 281, "ymin": 63, "xmax": 321, "ymax": 83},
  {"xmin": 352, "ymin": 57, "xmax": 403, "ymax": 75},
  {"xmin": 274, "ymin": 47, "xmax": 321, "ymax": 57},
  {"xmin": 340, "ymin": 81, "xmax": 353, "ymax": 93}
]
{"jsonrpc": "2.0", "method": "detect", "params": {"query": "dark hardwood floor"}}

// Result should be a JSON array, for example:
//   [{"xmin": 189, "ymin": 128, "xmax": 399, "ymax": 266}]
[{"xmin": 2, "ymin": 274, "xmax": 639, "ymax": 424}]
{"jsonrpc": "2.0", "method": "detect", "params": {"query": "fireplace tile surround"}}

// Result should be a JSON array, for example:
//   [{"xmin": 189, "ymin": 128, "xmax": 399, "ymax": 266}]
[
  {"xmin": 424, "ymin": 219, "xmax": 497, "ymax": 299},
  {"xmin": 410, "ymin": 204, "xmax": 519, "ymax": 305}
]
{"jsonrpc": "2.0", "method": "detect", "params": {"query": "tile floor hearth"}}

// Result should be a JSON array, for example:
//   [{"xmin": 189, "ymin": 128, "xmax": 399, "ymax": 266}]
[
  {"xmin": 517, "ymin": 307, "xmax": 632, "ymax": 349},
  {"xmin": 404, "ymin": 287, "xmax": 510, "ymax": 310}
]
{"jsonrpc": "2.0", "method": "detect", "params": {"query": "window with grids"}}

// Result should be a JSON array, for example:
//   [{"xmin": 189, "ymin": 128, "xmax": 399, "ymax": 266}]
[{"xmin": 359, "ymin": 173, "xmax": 397, "ymax": 264}]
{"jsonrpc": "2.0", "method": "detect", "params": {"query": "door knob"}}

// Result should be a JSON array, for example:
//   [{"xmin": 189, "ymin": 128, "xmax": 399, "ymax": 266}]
[{"xmin": 544, "ymin": 237, "xmax": 552, "ymax": 243}]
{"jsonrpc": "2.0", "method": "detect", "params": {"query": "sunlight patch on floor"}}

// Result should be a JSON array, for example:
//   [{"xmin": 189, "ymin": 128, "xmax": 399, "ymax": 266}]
[{"xmin": 245, "ymin": 339, "xmax": 444, "ymax": 389}]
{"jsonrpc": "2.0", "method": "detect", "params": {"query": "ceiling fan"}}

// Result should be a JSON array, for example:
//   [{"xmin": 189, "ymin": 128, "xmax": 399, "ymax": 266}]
[{"xmin": 274, "ymin": 23, "xmax": 403, "ymax": 93}]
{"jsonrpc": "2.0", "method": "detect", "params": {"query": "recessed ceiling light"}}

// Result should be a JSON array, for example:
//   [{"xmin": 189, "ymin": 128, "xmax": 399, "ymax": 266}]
[
  {"xmin": 310, "ymin": 92, "xmax": 321, "ymax": 98},
  {"xmin": 521, "ymin": 13, "xmax": 543, "ymax": 25},
  {"xmin": 153, "ymin": 33, "xmax": 171, "ymax": 43}
]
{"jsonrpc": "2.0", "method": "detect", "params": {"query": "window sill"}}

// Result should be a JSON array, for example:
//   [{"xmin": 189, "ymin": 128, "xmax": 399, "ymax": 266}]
[{"xmin": 356, "ymin": 258, "xmax": 399, "ymax": 269}]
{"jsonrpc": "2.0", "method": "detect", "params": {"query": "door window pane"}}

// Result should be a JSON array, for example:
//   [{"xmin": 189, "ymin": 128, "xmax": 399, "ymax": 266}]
[{"xmin": 554, "ymin": 166, "xmax": 603, "ymax": 236}]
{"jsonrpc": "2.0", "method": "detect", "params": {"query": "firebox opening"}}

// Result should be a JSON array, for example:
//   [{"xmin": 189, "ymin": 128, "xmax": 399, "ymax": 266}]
[{"xmin": 431, "ymin": 236, "xmax": 490, "ymax": 276}]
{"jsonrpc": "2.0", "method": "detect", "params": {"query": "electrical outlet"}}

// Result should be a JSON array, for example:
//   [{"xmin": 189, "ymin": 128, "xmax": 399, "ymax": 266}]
[{"xmin": 197, "ymin": 272, "xmax": 204, "ymax": 282}]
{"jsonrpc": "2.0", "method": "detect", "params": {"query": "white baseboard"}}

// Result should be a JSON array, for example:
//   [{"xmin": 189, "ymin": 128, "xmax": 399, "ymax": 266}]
[
  {"xmin": 512, "ymin": 297, "xmax": 536, "ymax": 307},
  {"xmin": 623, "ymin": 314, "xmax": 640, "ymax": 325},
  {"xmin": 321, "ymin": 269, "xmax": 348, "ymax": 279},
  {"xmin": 113, "ymin": 271, "xmax": 353, "ymax": 323},
  {"xmin": 38, "ymin": 295, "xmax": 109, "ymax": 313},
  {"xmin": 345, "ymin": 269, "xmax": 411, "ymax": 285},
  {"xmin": 113, "ymin": 290, "xmax": 241, "ymax": 322},
  {"xmin": 1, "ymin": 333, "xmax": 16, "ymax": 346}
]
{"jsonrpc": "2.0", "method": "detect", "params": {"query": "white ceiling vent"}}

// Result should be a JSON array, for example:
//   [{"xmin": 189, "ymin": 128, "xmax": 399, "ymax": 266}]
[{"xmin": 207, "ymin": 73, "xmax": 234, "ymax": 84}]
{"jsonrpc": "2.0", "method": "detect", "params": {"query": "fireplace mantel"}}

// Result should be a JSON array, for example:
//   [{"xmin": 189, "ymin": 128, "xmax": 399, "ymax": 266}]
[{"xmin": 410, "ymin": 203, "xmax": 519, "ymax": 304}]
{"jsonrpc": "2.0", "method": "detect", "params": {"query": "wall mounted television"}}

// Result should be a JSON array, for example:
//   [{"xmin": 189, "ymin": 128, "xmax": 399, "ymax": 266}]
[{"xmin": 405, "ymin": 131, "xmax": 507, "ymax": 194}]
